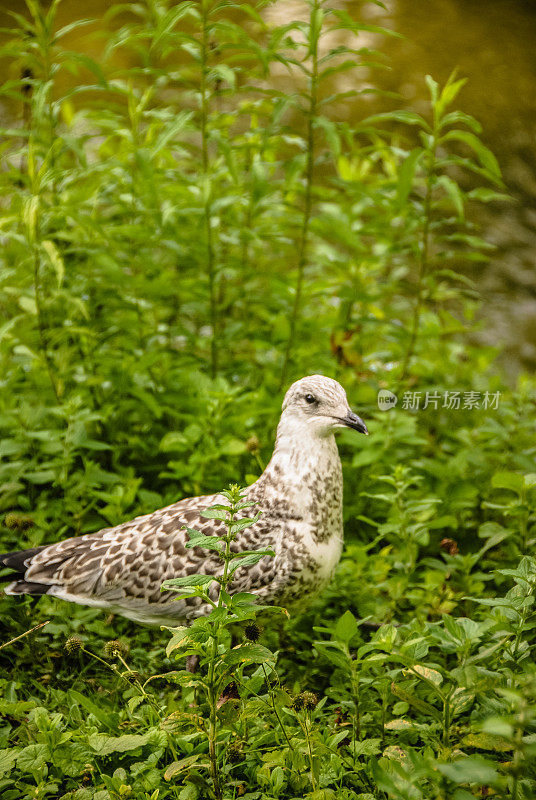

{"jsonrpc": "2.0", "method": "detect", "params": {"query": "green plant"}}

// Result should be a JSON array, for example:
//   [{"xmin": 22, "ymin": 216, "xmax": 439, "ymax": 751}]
[{"xmin": 162, "ymin": 484, "xmax": 279, "ymax": 799}]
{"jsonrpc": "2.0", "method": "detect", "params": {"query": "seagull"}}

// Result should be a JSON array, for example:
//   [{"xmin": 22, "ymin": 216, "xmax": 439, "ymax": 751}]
[{"xmin": 1, "ymin": 376, "xmax": 368, "ymax": 625}]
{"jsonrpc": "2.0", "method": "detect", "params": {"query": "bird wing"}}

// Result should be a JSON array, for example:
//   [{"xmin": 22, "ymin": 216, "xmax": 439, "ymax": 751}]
[{"xmin": 12, "ymin": 493, "xmax": 225, "ymax": 607}]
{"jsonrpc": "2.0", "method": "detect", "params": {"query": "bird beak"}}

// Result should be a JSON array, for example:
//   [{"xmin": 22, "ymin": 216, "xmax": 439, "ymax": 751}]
[{"xmin": 341, "ymin": 411, "xmax": 369, "ymax": 435}]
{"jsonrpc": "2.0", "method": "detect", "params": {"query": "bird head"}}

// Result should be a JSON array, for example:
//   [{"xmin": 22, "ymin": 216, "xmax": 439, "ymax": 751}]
[{"xmin": 280, "ymin": 375, "xmax": 368, "ymax": 438}]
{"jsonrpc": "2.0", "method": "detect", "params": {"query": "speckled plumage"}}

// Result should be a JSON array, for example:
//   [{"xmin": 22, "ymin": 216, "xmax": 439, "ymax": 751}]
[{"xmin": 1, "ymin": 376, "xmax": 368, "ymax": 625}]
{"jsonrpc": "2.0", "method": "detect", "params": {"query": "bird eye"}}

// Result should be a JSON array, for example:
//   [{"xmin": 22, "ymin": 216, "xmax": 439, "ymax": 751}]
[{"xmin": 304, "ymin": 393, "xmax": 316, "ymax": 404}]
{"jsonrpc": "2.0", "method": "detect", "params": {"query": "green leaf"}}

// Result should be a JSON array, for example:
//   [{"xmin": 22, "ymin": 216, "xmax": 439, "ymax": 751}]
[
  {"xmin": 68, "ymin": 689, "xmax": 115, "ymax": 729},
  {"xmin": 229, "ymin": 549, "xmax": 274, "ymax": 572},
  {"xmin": 436, "ymin": 756, "xmax": 498, "ymax": 785},
  {"xmin": 491, "ymin": 471, "xmax": 524, "ymax": 495},
  {"xmin": 200, "ymin": 508, "xmax": 229, "ymax": 521},
  {"xmin": 162, "ymin": 574, "xmax": 215, "ymax": 590},
  {"xmin": 18, "ymin": 295, "xmax": 37, "ymax": 315},
  {"xmin": 164, "ymin": 754, "xmax": 208, "ymax": 780},
  {"xmin": 425, "ymin": 74, "xmax": 439, "ymax": 105},
  {"xmin": 223, "ymin": 643, "xmax": 275, "ymax": 667},
  {"xmin": 442, "ymin": 130, "xmax": 501, "ymax": 179},
  {"xmin": 314, "ymin": 641, "xmax": 351, "ymax": 670},
  {"xmin": 42, "ymin": 239, "xmax": 65, "ymax": 286},
  {"xmin": 334, "ymin": 610, "xmax": 358, "ymax": 645},
  {"xmin": 17, "ymin": 743, "xmax": 50, "ymax": 773},
  {"xmin": 166, "ymin": 626, "xmax": 193, "ymax": 657},
  {"xmin": 185, "ymin": 529, "xmax": 223, "ymax": 551},
  {"xmin": 229, "ymin": 514, "xmax": 262, "ymax": 534},
  {"xmin": 352, "ymin": 738, "xmax": 381, "ymax": 756},
  {"xmin": 437, "ymin": 76, "xmax": 467, "ymax": 116},
  {"xmin": 436, "ymin": 175, "xmax": 465, "ymax": 218},
  {"xmin": 407, "ymin": 664, "xmax": 443, "ymax": 686},
  {"xmin": 0, "ymin": 749, "xmax": 17, "ymax": 778},
  {"xmin": 219, "ymin": 437, "xmax": 247, "ymax": 456},
  {"xmin": 523, "ymin": 473, "xmax": 536, "ymax": 489},
  {"xmin": 390, "ymin": 684, "xmax": 441, "ymax": 720},
  {"xmin": 88, "ymin": 733, "xmax": 150, "ymax": 756},
  {"xmin": 462, "ymin": 733, "xmax": 513, "ymax": 752},
  {"xmin": 396, "ymin": 148, "xmax": 422, "ymax": 207},
  {"xmin": 361, "ymin": 110, "xmax": 430, "ymax": 131}
]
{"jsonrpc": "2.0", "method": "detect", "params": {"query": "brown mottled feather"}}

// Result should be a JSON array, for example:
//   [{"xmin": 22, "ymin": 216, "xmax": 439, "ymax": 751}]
[{"xmin": 2, "ymin": 376, "xmax": 367, "ymax": 626}]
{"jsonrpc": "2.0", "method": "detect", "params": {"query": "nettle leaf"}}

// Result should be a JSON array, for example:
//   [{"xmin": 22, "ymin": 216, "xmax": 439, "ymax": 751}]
[
  {"xmin": 17, "ymin": 743, "xmax": 50, "ymax": 773},
  {"xmin": 184, "ymin": 528, "xmax": 223, "ymax": 551},
  {"xmin": 229, "ymin": 514, "xmax": 262, "ymax": 534},
  {"xmin": 334, "ymin": 609, "xmax": 358, "ymax": 645},
  {"xmin": 491, "ymin": 471, "xmax": 524, "ymax": 495},
  {"xmin": 462, "ymin": 733, "xmax": 513, "ymax": 752},
  {"xmin": 390, "ymin": 684, "xmax": 441, "ymax": 720},
  {"xmin": 229, "ymin": 592, "xmax": 259, "ymax": 606},
  {"xmin": 407, "ymin": 664, "xmax": 443, "ymax": 686},
  {"xmin": 162, "ymin": 574, "xmax": 215, "ymax": 591},
  {"xmin": 314, "ymin": 642, "xmax": 351, "ymax": 670},
  {"xmin": 352, "ymin": 738, "xmax": 381, "ymax": 757},
  {"xmin": 88, "ymin": 733, "xmax": 150, "ymax": 756},
  {"xmin": 164, "ymin": 754, "xmax": 209, "ymax": 780},
  {"xmin": 223, "ymin": 643, "xmax": 275, "ymax": 667},
  {"xmin": 201, "ymin": 507, "xmax": 229, "ymax": 521},
  {"xmin": 0, "ymin": 749, "xmax": 17, "ymax": 778},
  {"xmin": 166, "ymin": 627, "xmax": 195, "ymax": 657},
  {"xmin": 384, "ymin": 719, "xmax": 428, "ymax": 731},
  {"xmin": 229, "ymin": 549, "xmax": 274, "ymax": 572}
]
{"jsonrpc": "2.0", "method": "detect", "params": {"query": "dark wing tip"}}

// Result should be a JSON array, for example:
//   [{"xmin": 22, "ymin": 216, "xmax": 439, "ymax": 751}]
[
  {"xmin": 4, "ymin": 580, "xmax": 50, "ymax": 596},
  {"xmin": 1, "ymin": 547, "xmax": 46, "ymax": 575}
]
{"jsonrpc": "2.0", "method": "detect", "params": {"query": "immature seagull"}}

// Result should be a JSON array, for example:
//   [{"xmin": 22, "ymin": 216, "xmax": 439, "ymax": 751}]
[{"xmin": 1, "ymin": 376, "xmax": 368, "ymax": 625}]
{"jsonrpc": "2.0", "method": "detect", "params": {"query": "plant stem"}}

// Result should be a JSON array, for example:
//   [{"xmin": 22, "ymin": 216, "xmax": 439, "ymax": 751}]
[
  {"xmin": 207, "ymin": 638, "xmax": 222, "ymax": 800},
  {"xmin": 279, "ymin": 0, "xmax": 320, "ymax": 389},
  {"xmin": 351, "ymin": 669, "xmax": 361, "ymax": 748},
  {"xmin": 200, "ymin": 0, "xmax": 218, "ymax": 379},
  {"xmin": 442, "ymin": 687, "xmax": 453, "ymax": 749},
  {"xmin": 299, "ymin": 712, "xmax": 317, "ymax": 792},
  {"xmin": 0, "ymin": 621, "xmax": 49, "ymax": 651},
  {"xmin": 33, "ymin": 243, "xmax": 60, "ymax": 402},
  {"xmin": 261, "ymin": 664, "xmax": 295, "ymax": 753},
  {"xmin": 206, "ymin": 499, "xmax": 237, "ymax": 800},
  {"xmin": 399, "ymin": 126, "xmax": 437, "ymax": 382}
]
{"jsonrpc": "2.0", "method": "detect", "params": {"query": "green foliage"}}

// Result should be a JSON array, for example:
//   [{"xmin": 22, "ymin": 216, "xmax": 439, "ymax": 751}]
[{"xmin": 0, "ymin": 0, "xmax": 535, "ymax": 798}]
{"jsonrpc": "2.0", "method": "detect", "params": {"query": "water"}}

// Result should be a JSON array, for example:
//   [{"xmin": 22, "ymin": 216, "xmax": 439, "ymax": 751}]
[{"xmin": 1, "ymin": 0, "xmax": 534, "ymax": 374}]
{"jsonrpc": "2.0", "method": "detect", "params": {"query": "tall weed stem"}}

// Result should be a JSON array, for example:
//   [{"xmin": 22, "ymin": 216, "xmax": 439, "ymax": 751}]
[{"xmin": 280, "ymin": 0, "xmax": 320, "ymax": 388}]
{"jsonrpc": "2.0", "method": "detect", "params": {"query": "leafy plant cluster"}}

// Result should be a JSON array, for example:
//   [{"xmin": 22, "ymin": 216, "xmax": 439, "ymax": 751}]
[{"xmin": 0, "ymin": 0, "xmax": 535, "ymax": 798}]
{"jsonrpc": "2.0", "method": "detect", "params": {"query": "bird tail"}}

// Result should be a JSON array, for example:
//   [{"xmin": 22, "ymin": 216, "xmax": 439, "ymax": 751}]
[{"xmin": 1, "ymin": 547, "xmax": 50, "ymax": 595}]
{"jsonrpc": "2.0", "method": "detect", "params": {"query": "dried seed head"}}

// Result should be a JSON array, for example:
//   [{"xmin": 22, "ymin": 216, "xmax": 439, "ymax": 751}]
[
  {"xmin": 300, "ymin": 691, "xmax": 318, "ymax": 710},
  {"xmin": 103, "ymin": 639, "xmax": 129, "ymax": 659},
  {"xmin": 291, "ymin": 694, "xmax": 305, "ymax": 711},
  {"xmin": 4, "ymin": 512, "xmax": 34, "ymax": 531},
  {"xmin": 65, "ymin": 635, "xmax": 83, "ymax": 655},
  {"xmin": 226, "ymin": 741, "xmax": 244, "ymax": 764},
  {"xmin": 244, "ymin": 623, "xmax": 262, "ymax": 642},
  {"xmin": 245, "ymin": 434, "xmax": 260, "ymax": 454}
]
